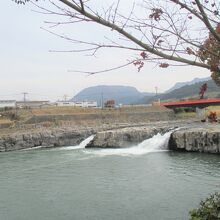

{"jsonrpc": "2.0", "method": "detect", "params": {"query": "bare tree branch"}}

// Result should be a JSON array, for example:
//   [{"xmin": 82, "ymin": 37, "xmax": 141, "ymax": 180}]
[
  {"xmin": 195, "ymin": 0, "xmax": 220, "ymax": 43},
  {"xmin": 13, "ymin": 0, "xmax": 220, "ymax": 84}
]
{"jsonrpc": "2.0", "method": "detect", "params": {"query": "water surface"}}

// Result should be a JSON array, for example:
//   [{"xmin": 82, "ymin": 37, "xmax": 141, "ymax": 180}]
[{"xmin": 0, "ymin": 134, "xmax": 220, "ymax": 220}]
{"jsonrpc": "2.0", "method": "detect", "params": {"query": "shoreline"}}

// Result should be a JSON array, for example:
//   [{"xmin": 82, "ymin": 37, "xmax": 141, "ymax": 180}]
[{"xmin": 1, "ymin": 119, "xmax": 220, "ymax": 154}]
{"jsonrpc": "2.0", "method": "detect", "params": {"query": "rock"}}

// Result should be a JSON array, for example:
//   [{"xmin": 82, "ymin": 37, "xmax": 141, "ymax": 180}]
[
  {"xmin": 169, "ymin": 127, "xmax": 220, "ymax": 153},
  {"xmin": 2, "ymin": 120, "xmax": 220, "ymax": 154},
  {"xmin": 86, "ymin": 126, "xmax": 172, "ymax": 148},
  {"xmin": 0, "ymin": 128, "xmax": 93, "ymax": 152}
]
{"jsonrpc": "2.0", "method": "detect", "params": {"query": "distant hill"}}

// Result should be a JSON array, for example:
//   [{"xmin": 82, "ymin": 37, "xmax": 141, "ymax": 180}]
[
  {"xmin": 165, "ymin": 77, "xmax": 211, "ymax": 93},
  {"xmin": 138, "ymin": 79, "xmax": 220, "ymax": 104},
  {"xmin": 71, "ymin": 85, "xmax": 155, "ymax": 106}
]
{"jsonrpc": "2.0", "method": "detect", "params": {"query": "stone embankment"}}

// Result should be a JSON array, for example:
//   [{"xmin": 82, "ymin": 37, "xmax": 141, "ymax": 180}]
[
  {"xmin": 0, "ymin": 121, "xmax": 181, "ymax": 152},
  {"xmin": 1, "ymin": 119, "xmax": 220, "ymax": 154},
  {"xmin": 0, "ymin": 128, "xmax": 93, "ymax": 152}
]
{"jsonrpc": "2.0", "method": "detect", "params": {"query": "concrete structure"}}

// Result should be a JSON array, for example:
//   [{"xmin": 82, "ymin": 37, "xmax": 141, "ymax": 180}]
[{"xmin": 0, "ymin": 100, "xmax": 16, "ymax": 108}]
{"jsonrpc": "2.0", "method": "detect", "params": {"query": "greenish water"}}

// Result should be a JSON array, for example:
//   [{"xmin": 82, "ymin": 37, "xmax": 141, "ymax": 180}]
[{"xmin": 0, "ymin": 136, "xmax": 220, "ymax": 220}]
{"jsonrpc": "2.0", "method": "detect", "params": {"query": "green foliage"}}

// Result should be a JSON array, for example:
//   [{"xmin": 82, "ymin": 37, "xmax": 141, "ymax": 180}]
[{"xmin": 189, "ymin": 193, "xmax": 220, "ymax": 220}]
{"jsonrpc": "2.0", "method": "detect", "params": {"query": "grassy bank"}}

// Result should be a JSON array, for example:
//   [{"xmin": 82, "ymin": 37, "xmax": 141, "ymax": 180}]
[{"xmin": 0, "ymin": 105, "xmax": 174, "ymax": 136}]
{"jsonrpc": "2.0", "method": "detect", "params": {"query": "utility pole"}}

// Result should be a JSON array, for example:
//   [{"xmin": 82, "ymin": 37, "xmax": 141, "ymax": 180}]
[
  {"xmin": 63, "ymin": 94, "xmax": 68, "ymax": 102},
  {"xmin": 155, "ymin": 86, "xmax": 158, "ymax": 96},
  {"xmin": 101, "ymin": 92, "xmax": 104, "ymax": 109},
  {"xmin": 22, "ymin": 92, "xmax": 28, "ymax": 102},
  {"xmin": 21, "ymin": 92, "xmax": 28, "ymax": 109}
]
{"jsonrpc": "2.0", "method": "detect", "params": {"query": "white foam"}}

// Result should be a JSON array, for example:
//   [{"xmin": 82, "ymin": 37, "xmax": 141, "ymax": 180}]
[
  {"xmin": 20, "ymin": 146, "xmax": 43, "ymax": 151},
  {"xmin": 62, "ymin": 135, "xmax": 95, "ymax": 150},
  {"xmin": 84, "ymin": 131, "xmax": 172, "ymax": 157}
]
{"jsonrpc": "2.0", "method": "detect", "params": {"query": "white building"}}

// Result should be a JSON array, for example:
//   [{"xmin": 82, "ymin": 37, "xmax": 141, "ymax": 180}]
[
  {"xmin": 74, "ymin": 101, "xmax": 98, "ymax": 108},
  {"xmin": 16, "ymin": 101, "xmax": 50, "ymax": 108},
  {"xmin": 56, "ymin": 101, "xmax": 76, "ymax": 107},
  {"xmin": 0, "ymin": 100, "xmax": 16, "ymax": 108},
  {"xmin": 56, "ymin": 101, "xmax": 98, "ymax": 108}
]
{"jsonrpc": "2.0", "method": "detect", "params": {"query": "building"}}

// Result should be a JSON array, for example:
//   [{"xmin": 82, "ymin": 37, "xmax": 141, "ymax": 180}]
[
  {"xmin": 0, "ymin": 100, "xmax": 16, "ymax": 108},
  {"xmin": 56, "ymin": 100, "xmax": 98, "ymax": 108},
  {"xmin": 74, "ymin": 101, "xmax": 98, "ymax": 108},
  {"xmin": 56, "ymin": 101, "xmax": 76, "ymax": 107},
  {"xmin": 16, "ymin": 101, "xmax": 50, "ymax": 108},
  {"xmin": 104, "ymin": 100, "xmax": 115, "ymax": 108}
]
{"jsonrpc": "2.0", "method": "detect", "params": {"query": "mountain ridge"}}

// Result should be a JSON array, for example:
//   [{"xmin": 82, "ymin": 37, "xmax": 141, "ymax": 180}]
[
  {"xmin": 71, "ymin": 77, "xmax": 214, "ymax": 105},
  {"xmin": 138, "ymin": 79, "xmax": 220, "ymax": 104},
  {"xmin": 165, "ymin": 77, "xmax": 211, "ymax": 93},
  {"xmin": 71, "ymin": 85, "xmax": 155, "ymax": 105}
]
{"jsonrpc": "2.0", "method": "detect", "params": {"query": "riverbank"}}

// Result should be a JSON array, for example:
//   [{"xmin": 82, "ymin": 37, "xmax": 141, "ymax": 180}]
[
  {"xmin": 0, "ymin": 104, "xmax": 220, "ymax": 153},
  {"xmin": 0, "ymin": 105, "xmax": 176, "ymax": 152},
  {"xmin": 2, "ymin": 119, "xmax": 219, "ymax": 153},
  {"xmin": 169, "ymin": 124, "xmax": 220, "ymax": 153},
  {"xmin": 86, "ymin": 121, "xmax": 220, "ymax": 154},
  {"xmin": 0, "ymin": 120, "xmax": 184, "ymax": 152}
]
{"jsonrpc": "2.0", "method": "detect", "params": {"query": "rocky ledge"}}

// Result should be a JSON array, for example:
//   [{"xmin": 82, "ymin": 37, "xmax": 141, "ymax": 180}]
[
  {"xmin": 87, "ymin": 121, "xmax": 220, "ymax": 154},
  {"xmin": 86, "ymin": 124, "xmax": 175, "ymax": 148},
  {"xmin": 0, "ymin": 121, "xmax": 183, "ymax": 152},
  {"xmin": 169, "ymin": 125, "xmax": 220, "ymax": 153},
  {"xmin": 1, "ymin": 120, "xmax": 220, "ymax": 154},
  {"xmin": 0, "ymin": 128, "xmax": 93, "ymax": 152}
]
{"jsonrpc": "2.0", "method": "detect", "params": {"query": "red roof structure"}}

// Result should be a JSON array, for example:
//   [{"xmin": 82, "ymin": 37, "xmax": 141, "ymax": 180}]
[{"xmin": 161, "ymin": 99, "xmax": 220, "ymax": 108}]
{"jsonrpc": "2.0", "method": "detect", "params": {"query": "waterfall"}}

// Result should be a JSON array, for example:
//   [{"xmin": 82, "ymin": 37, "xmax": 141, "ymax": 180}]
[
  {"xmin": 62, "ymin": 135, "xmax": 94, "ymax": 150},
  {"xmin": 77, "ymin": 135, "xmax": 95, "ymax": 149},
  {"xmin": 84, "ymin": 131, "xmax": 173, "ymax": 157}
]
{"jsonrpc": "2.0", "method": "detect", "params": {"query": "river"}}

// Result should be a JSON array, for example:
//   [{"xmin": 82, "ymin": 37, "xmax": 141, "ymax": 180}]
[{"xmin": 0, "ymin": 133, "xmax": 220, "ymax": 220}]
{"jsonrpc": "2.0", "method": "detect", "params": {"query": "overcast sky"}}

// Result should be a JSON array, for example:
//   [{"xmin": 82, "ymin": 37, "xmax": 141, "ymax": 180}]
[{"xmin": 1, "ymin": 0, "xmax": 210, "ymax": 101}]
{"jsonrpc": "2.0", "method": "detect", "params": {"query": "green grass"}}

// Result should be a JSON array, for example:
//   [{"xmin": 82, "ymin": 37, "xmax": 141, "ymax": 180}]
[{"xmin": 175, "ymin": 111, "xmax": 196, "ymax": 119}]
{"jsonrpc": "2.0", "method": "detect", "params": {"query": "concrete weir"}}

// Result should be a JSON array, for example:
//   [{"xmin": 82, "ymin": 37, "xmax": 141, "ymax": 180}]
[
  {"xmin": 87, "ymin": 122, "xmax": 220, "ymax": 154},
  {"xmin": 1, "ymin": 120, "xmax": 220, "ymax": 154},
  {"xmin": 86, "ymin": 126, "xmax": 173, "ymax": 148}
]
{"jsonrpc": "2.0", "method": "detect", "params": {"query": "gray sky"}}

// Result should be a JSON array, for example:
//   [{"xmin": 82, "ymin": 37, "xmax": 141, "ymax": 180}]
[{"xmin": 1, "ymin": 0, "xmax": 210, "ymax": 101}]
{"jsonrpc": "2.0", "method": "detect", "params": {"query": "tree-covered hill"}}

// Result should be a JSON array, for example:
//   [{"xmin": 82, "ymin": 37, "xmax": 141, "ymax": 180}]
[{"xmin": 138, "ymin": 79, "xmax": 220, "ymax": 104}]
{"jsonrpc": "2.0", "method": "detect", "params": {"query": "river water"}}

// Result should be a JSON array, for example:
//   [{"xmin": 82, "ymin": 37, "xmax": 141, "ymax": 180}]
[{"xmin": 0, "ymin": 133, "xmax": 220, "ymax": 220}]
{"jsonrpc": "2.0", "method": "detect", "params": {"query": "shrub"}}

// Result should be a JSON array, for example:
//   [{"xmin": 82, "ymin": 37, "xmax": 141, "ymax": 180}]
[
  {"xmin": 207, "ymin": 111, "xmax": 218, "ymax": 123},
  {"xmin": 189, "ymin": 193, "xmax": 220, "ymax": 220}
]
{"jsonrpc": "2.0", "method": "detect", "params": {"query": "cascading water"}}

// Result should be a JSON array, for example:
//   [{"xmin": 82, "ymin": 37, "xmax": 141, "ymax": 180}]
[
  {"xmin": 84, "ymin": 131, "xmax": 173, "ymax": 157},
  {"xmin": 62, "ymin": 135, "xmax": 94, "ymax": 150}
]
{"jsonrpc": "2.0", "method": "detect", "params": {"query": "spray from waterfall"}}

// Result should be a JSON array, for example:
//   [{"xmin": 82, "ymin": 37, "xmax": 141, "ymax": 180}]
[
  {"xmin": 84, "ymin": 130, "xmax": 173, "ymax": 157},
  {"xmin": 62, "ymin": 135, "xmax": 94, "ymax": 150}
]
